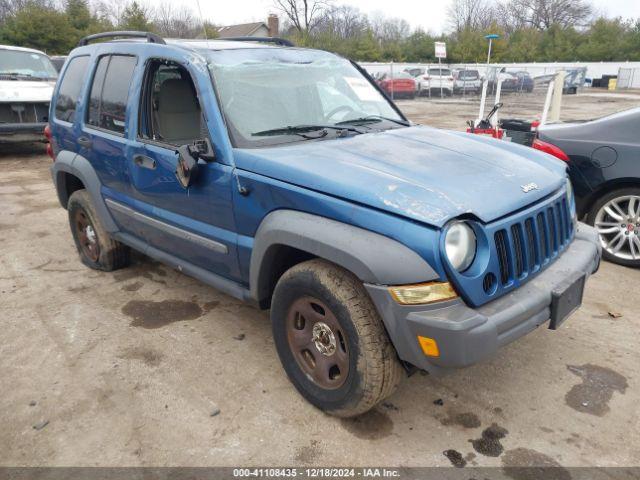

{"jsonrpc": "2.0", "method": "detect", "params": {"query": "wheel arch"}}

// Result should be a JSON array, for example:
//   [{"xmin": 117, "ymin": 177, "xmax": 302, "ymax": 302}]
[
  {"xmin": 249, "ymin": 210, "xmax": 439, "ymax": 308},
  {"xmin": 583, "ymin": 178, "xmax": 640, "ymax": 221},
  {"xmin": 51, "ymin": 151, "xmax": 118, "ymax": 232}
]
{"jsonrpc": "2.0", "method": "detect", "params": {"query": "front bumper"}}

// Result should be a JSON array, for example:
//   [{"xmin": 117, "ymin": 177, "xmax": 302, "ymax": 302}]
[
  {"xmin": 0, "ymin": 122, "xmax": 46, "ymax": 143},
  {"xmin": 365, "ymin": 223, "xmax": 601, "ymax": 374}
]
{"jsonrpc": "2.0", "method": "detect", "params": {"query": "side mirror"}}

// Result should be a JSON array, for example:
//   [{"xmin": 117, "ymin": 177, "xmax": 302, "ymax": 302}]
[
  {"xmin": 175, "ymin": 144, "xmax": 199, "ymax": 189},
  {"xmin": 174, "ymin": 139, "xmax": 216, "ymax": 189}
]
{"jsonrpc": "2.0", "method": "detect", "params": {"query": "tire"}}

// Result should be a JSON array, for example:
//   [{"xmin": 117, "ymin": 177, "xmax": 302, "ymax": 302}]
[
  {"xmin": 67, "ymin": 189, "xmax": 131, "ymax": 271},
  {"xmin": 271, "ymin": 259, "xmax": 404, "ymax": 417},
  {"xmin": 586, "ymin": 187, "xmax": 640, "ymax": 268}
]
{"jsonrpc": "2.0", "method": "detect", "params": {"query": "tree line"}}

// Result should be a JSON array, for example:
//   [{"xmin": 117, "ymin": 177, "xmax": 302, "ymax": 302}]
[{"xmin": 1, "ymin": 0, "xmax": 639, "ymax": 63}]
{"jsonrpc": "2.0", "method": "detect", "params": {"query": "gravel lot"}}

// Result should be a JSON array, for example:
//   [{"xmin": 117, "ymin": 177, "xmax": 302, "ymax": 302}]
[{"xmin": 1, "ymin": 90, "xmax": 638, "ymax": 469}]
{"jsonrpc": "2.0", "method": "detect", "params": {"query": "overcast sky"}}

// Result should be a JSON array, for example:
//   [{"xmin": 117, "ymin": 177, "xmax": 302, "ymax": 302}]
[{"xmin": 178, "ymin": 0, "xmax": 640, "ymax": 33}]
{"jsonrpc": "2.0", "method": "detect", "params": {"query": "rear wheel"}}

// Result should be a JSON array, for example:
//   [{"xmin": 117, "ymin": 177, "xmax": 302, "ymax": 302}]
[
  {"xmin": 271, "ymin": 259, "xmax": 404, "ymax": 417},
  {"xmin": 587, "ymin": 187, "xmax": 640, "ymax": 267},
  {"xmin": 68, "ymin": 190, "xmax": 130, "ymax": 271}
]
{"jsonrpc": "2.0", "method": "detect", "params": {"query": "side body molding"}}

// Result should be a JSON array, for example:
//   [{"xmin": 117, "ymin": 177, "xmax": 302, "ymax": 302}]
[
  {"xmin": 250, "ymin": 210, "xmax": 439, "ymax": 303},
  {"xmin": 50, "ymin": 151, "xmax": 118, "ymax": 232}
]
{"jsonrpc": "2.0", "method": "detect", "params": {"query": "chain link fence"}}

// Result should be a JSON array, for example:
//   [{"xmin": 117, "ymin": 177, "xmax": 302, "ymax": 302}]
[{"xmin": 360, "ymin": 62, "xmax": 592, "ymax": 100}]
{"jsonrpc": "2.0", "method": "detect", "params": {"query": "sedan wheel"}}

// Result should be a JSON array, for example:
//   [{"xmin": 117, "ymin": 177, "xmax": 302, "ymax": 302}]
[{"xmin": 592, "ymin": 192, "xmax": 640, "ymax": 265}]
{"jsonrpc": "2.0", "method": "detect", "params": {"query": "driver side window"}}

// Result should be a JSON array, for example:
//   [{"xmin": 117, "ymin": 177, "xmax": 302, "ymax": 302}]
[{"xmin": 139, "ymin": 59, "xmax": 205, "ymax": 146}]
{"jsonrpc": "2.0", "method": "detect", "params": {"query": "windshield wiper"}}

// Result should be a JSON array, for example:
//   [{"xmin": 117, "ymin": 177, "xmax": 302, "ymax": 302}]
[
  {"xmin": 252, "ymin": 124, "xmax": 365, "ymax": 137},
  {"xmin": 335, "ymin": 115, "xmax": 411, "ymax": 127}
]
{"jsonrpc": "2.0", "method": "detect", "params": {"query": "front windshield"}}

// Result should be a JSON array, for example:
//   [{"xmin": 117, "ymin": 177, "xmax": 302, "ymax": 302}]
[
  {"xmin": 208, "ymin": 48, "xmax": 404, "ymax": 148},
  {"xmin": 0, "ymin": 49, "xmax": 57, "ymax": 79}
]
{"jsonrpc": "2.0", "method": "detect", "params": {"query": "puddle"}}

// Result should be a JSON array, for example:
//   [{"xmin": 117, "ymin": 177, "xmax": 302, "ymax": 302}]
[
  {"xmin": 469, "ymin": 423, "xmax": 509, "ymax": 457},
  {"xmin": 340, "ymin": 409, "xmax": 393, "ymax": 440},
  {"xmin": 123, "ymin": 300, "xmax": 204, "ymax": 329},
  {"xmin": 443, "ymin": 449, "xmax": 466, "ymax": 468},
  {"xmin": 440, "ymin": 411, "xmax": 481, "ymax": 429},
  {"xmin": 565, "ymin": 364, "xmax": 628, "ymax": 416},
  {"xmin": 118, "ymin": 347, "xmax": 164, "ymax": 367},
  {"xmin": 502, "ymin": 448, "xmax": 571, "ymax": 480}
]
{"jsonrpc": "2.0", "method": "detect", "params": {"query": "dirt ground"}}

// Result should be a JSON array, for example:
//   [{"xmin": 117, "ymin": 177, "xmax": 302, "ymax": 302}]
[{"xmin": 1, "ymin": 90, "xmax": 639, "ymax": 469}]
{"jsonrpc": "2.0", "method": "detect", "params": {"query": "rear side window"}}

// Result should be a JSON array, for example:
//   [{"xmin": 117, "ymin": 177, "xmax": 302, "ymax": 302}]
[
  {"xmin": 54, "ymin": 56, "xmax": 89, "ymax": 123},
  {"xmin": 87, "ymin": 55, "xmax": 136, "ymax": 134}
]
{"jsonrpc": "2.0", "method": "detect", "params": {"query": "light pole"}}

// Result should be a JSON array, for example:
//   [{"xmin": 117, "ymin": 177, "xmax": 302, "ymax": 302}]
[{"xmin": 485, "ymin": 33, "xmax": 499, "ymax": 66}]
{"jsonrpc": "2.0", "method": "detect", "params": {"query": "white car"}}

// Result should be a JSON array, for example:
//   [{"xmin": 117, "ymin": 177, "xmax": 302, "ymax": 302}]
[
  {"xmin": 0, "ymin": 45, "xmax": 57, "ymax": 144},
  {"xmin": 406, "ymin": 67, "xmax": 454, "ymax": 96}
]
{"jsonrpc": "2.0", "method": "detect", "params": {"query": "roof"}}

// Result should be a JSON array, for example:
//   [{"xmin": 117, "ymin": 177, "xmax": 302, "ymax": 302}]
[
  {"xmin": 0, "ymin": 44, "xmax": 48, "ymax": 55},
  {"xmin": 165, "ymin": 39, "xmax": 280, "ymax": 51},
  {"xmin": 217, "ymin": 22, "xmax": 267, "ymax": 38}
]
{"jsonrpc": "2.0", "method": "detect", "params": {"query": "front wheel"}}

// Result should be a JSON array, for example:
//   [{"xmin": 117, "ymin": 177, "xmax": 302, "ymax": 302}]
[
  {"xmin": 270, "ymin": 259, "xmax": 404, "ymax": 417},
  {"xmin": 587, "ymin": 187, "xmax": 640, "ymax": 267}
]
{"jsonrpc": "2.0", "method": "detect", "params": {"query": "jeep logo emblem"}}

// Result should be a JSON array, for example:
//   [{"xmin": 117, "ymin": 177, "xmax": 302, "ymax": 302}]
[{"xmin": 521, "ymin": 183, "xmax": 539, "ymax": 193}]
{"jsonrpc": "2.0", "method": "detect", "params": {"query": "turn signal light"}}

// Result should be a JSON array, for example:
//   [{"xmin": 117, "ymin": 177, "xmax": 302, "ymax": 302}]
[
  {"xmin": 532, "ymin": 138, "xmax": 569, "ymax": 162},
  {"xmin": 417, "ymin": 336, "xmax": 440, "ymax": 357},
  {"xmin": 388, "ymin": 281, "xmax": 458, "ymax": 305}
]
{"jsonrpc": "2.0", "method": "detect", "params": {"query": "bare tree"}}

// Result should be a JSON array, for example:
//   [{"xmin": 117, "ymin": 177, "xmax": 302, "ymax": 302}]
[
  {"xmin": 154, "ymin": 2, "xmax": 198, "ymax": 38},
  {"xmin": 505, "ymin": 0, "xmax": 592, "ymax": 30},
  {"xmin": 447, "ymin": 0, "xmax": 496, "ymax": 32},
  {"xmin": 273, "ymin": 0, "xmax": 330, "ymax": 33},
  {"xmin": 315, "ymin": 5, "xmax": 367, "ymax": 39}
]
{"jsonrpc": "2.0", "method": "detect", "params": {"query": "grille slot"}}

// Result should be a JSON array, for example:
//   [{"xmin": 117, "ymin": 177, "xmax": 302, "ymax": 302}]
[
  {"xmin": 511, "ymin": 224, "xmax": 524, "ymax": 278},
  {"xmin": 524, "ymin": 218, "xmax": 536, "ymax": 270},
  {"xmin": 495, "ymin": 230, "xmax": 510, "ymax": 285}
]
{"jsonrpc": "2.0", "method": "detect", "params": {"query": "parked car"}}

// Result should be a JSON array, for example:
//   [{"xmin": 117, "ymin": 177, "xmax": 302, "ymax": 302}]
[
  {"xmin": 421, "ymin": 67, "xmax": 454, "ymax": 96},
  {"xmin": 0, "ymin": 44, "xmax": 57, "ymax": 143},
  {"xmin": 488, "ymin": 70, "xmax": 518, "ymax": 92},
  {"xmin": 453, "ymin": 69, "xmax": 481, "ymax": 94},
  {"xmin": 376, "ymin": 71, "xmax": 416, "ymax": 99},
  {"xmin": 536, "ymin": 108, "xmax": 640, "ymax": 267},
  {"xmin": 48, "ymin": 31, "xmax": 601, "ymax": 417},
  {"xmin": 510, "ymin": 71, "xmax": 534, "ymax": 92},
  {"xmin": 50, "ymin": 55, "xmax": 67, "ymax": 72}
]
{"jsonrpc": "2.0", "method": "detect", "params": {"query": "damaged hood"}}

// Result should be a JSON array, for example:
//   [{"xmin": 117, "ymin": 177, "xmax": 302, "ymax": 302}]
[
  {"xmin": 0, "ymin": 80, "xmax": 55, "ymax": 102},
  {"xmin": 235, "ymin": 125, "xmax": 567, "ymax": 227}
]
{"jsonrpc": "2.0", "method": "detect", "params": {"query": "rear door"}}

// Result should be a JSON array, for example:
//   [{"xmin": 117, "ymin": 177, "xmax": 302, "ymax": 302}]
[{"xmin": 78, "ymin": 54, "xmax": 139, "ymax": 236}]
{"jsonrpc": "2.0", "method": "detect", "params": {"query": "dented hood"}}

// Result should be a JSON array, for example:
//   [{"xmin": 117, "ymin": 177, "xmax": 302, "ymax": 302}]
[
  {"xmin": 235, "ymin": 126, "xmax": 567, "ymax": 227},
  {"xmin": 0, "ymin": 80, "xmax": 55, "ymax": 102}
]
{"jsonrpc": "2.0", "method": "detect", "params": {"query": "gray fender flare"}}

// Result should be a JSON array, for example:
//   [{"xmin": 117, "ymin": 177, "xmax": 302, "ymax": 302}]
[
  {"xmin": 50, "ymin": 151, "xmax": 118, "ymax": 232},
  {"xmin": 249, "ymin": 210, "xmax": 438, "ymax": 303}
]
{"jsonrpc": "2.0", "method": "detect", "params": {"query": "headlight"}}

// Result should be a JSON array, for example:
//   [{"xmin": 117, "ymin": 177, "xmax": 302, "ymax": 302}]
[{"xmin": 445, "ymin": 222, "xmax": 477, "ymax": 272}]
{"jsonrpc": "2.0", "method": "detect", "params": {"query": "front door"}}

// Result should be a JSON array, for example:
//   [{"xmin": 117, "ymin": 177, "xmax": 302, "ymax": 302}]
[{"xmin": 126, "ymin": 58, "xmax": 240, "ymax": 281}]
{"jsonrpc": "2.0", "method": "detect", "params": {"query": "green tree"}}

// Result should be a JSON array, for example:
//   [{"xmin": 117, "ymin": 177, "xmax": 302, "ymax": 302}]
[
  {"xmin": 66, "ymin": 0, "xmax": 91, "ymax": 31},
  {"xmin": 0, "ymin": 3, "xmax": 76, "ymax": 54},
  {"xmin": 539, "ymin": 24, "xmax": 580, "ymax": 61},
  {"xmin": 576, "ymin": 17, "xmax": 631, "ymax": 61},
  {"xmin": 504, "ymin": 28, "xmax": 541, "ymax": 62},
  {"xmin": 120, "ymin": 1, "xmax": 152, "ymax": 31}
]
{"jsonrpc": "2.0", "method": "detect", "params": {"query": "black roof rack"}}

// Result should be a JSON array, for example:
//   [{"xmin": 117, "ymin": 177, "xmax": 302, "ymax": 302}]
[
  {"xmin": 222, "ymin": 36, "xmax": 294, "ymax": 47},
  {"xmin": 78, "ymin": 31, "xmax": 166, "ymax": 47}
]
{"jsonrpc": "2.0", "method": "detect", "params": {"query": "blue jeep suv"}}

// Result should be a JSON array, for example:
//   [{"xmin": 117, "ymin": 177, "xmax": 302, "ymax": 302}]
[{"xmin": 48, "ymin": 32, "xmax": 601, "ymax": 417}]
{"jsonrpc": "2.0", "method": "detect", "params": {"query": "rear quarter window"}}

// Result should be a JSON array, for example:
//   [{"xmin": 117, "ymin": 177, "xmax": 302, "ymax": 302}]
[
  {"xmin": 54, "ymin": 56, "xmax": 90, "ymax": 123},
  {"xmin": 87, "ymin": 55, "xmax": 137, "ymax": 134}
]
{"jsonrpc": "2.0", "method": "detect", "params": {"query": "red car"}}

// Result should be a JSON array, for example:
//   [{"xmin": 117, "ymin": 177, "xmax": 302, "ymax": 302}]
[{"xmin": 376, "ymin": 72, "xmax": 416, "ymax": 99}]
